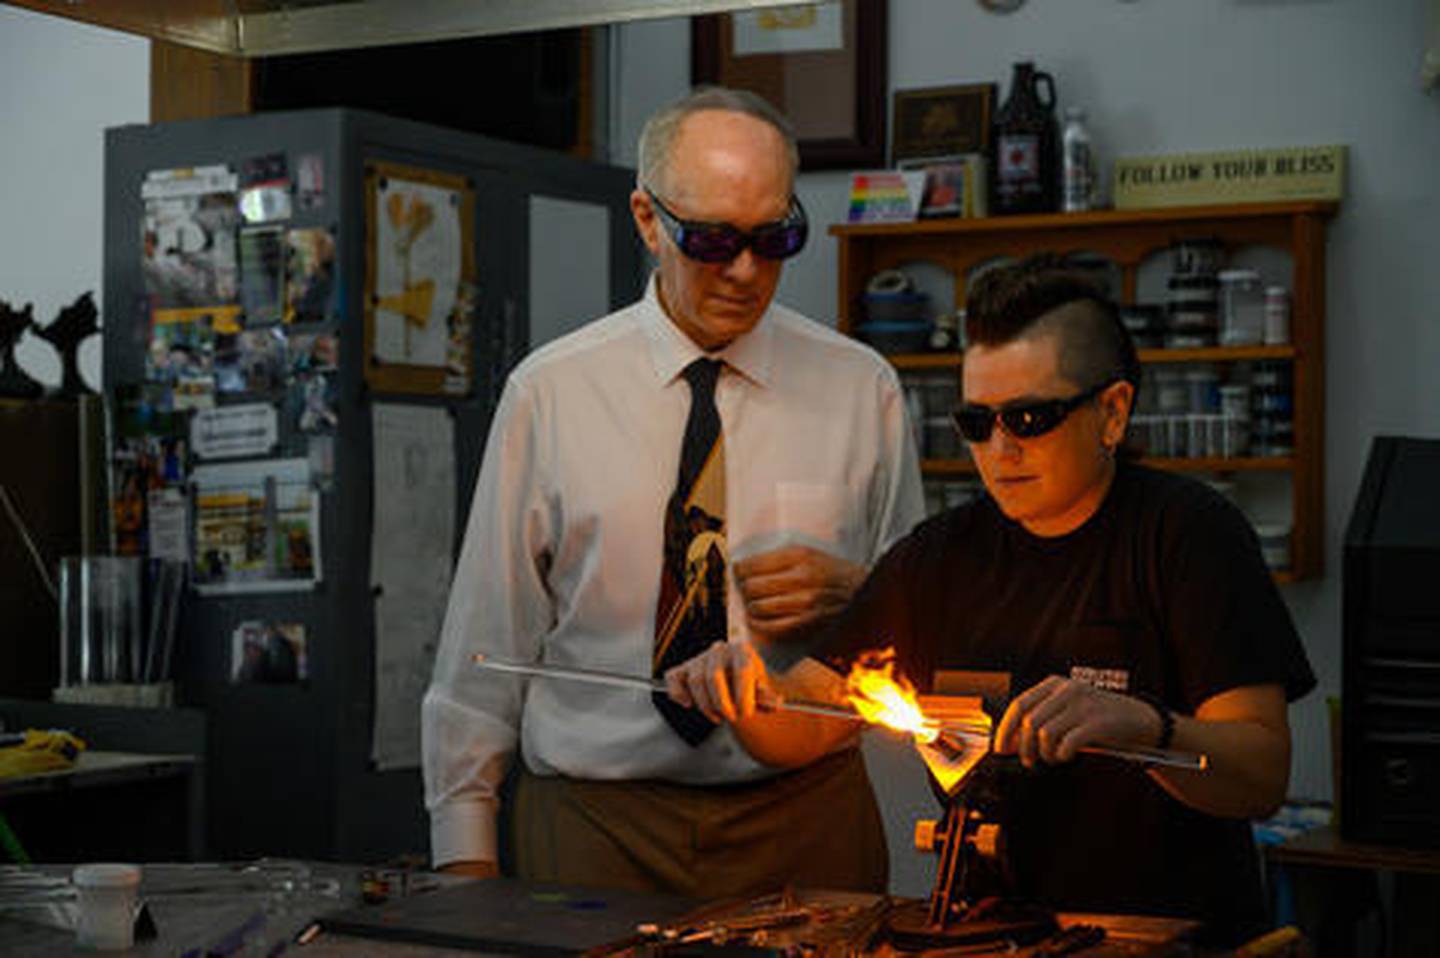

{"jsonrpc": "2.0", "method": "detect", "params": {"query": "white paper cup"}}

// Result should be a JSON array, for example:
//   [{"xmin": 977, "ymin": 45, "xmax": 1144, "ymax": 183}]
[{"xmin": 73, "ymin": 863, "xmax": 141, "ymax": 950}]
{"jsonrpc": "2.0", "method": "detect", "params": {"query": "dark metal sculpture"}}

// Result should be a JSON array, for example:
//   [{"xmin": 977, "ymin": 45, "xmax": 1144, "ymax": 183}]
[
  {"xmin": 0, "ymin": 299, "xmax": 43, "ymax": 399},
  {"xmin": 32, "ymin": 292, "xmax": 100, "ymax": 398}
]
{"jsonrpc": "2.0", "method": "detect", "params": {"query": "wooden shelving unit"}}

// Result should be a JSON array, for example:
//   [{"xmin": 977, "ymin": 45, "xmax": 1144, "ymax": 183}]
[{"xmin": 830, "ymin": 201, "xmax": 1337, "ymax": 580}]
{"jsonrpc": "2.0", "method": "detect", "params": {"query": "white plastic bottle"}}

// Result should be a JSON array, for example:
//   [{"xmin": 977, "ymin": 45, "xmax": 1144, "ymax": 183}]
[{"xmin": 1061, "ymin": 106, "xmax": 1095, "ymax": 213}]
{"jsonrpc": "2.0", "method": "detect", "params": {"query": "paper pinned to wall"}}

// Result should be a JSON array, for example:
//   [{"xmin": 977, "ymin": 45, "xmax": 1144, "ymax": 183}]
[
  {"xmin": 373, "ymin": 178, "xmax": 462, "ymax": 367},
  {"xmin": 192, "ymin": 457, "xmax": 320, "ymax": 595},
  {"xmin": 371, "ymin": 402, "xmax": 456, "ymax": 770}
]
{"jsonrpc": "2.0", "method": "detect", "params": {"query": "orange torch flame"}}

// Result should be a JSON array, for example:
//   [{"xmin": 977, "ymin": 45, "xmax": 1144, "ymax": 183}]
[{"xmin": 843, "ymin": 648, "xmax": 941, "ymax": 744}]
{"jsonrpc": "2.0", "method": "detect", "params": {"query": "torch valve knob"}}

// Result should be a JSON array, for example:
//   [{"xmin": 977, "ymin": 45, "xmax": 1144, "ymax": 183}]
[{"xmin": 914, "ymin": 819, "xmax": 939, "ymax": 852}]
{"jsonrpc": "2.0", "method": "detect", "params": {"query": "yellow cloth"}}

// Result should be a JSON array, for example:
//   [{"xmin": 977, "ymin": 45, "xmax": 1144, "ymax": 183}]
[{"xmin": 0, "ymin": 730, "xmax": 86, "ymax": 779}]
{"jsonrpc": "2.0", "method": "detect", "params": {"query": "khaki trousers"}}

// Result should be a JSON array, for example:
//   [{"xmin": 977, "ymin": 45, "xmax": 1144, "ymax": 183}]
[{"xmin": 511, "ymin": 748, "xmax": 888, "ymax": 900}]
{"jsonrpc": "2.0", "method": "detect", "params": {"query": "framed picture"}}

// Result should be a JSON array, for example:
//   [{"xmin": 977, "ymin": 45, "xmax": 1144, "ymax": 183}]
[
  {"xmin": 918, "ymin": 160, "xmax": 969, "ymax": 218},
  {"xmin": 364, "ymin": 161, "xmax": 476, "ymax": 397},
  {"xmin": 691, "ymin": 0, "xmax": 888, "ymax": 171},
  {"xmin": 891, "ymin": 83, "xmax": 996, "ymax": 167}
]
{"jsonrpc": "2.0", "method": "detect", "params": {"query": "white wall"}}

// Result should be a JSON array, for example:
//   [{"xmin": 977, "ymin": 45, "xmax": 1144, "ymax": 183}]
[
  {"xmin": 0, "ymin": 6, "xmax": 148, "ymax": 391},
  {"xmin": 617, "ymin": 0, "xmax": 1440, "ymax": 895}
]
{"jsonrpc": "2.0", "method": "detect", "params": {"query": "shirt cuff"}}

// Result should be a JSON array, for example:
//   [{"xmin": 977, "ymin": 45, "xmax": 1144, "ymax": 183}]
[{"xmin": 429, "ymin": 796, "xmax": 499, "ymax": 869}]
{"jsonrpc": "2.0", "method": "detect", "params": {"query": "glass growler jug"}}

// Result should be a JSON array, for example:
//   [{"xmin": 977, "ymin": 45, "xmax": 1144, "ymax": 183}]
[{"xmin": 991, "ymin": 61, "xmax": 1059, "ymax": 216}]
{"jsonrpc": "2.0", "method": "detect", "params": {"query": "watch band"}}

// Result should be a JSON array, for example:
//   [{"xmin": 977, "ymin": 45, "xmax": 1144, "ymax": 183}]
[{"xmin": 1132, "ymin": 690, "xmax": 1175, "ymax": 751}]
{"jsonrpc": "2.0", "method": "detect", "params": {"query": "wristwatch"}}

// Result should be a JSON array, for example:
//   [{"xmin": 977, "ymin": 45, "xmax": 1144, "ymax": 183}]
[{"xmin": 1132, "ymin": 690, "xmax": 1175, "ymax": 750}]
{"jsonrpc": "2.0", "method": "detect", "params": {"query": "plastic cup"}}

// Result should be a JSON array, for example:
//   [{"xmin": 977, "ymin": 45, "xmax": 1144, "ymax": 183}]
[{"xmin": 73, "ymin": 863, "xmax": 141, "ymax": 950}]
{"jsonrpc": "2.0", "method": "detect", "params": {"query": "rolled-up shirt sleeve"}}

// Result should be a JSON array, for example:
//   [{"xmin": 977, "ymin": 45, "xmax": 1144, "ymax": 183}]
[{"xmin": 422, "ymin": 373, "xmax": 555, "ymax": 868}]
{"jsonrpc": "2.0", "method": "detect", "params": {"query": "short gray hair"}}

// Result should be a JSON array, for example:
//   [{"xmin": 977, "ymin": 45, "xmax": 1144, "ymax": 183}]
[{"xmin": 636, "ymin": 86, "xmax": 800, "ymax": 196}]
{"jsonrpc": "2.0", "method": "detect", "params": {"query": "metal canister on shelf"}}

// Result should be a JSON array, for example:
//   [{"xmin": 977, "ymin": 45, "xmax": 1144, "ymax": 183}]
[
  {"xmin": 1219, "ymin": 382, "xmax": 1251, "ymax": 420},
  {"xmin": 1249, "ymin": 361, "xmax": 1293, "ymax": 457},
  {"xmin": 1251, "ymin": 417, "xmax": 1295, "ymax": 457},
  {"xmin": 1218, "ymin": 268, "xmax": 1264, "ymax": 346},
  {"xmin": 1185, "ymin": 364, "xmax": 1220, "ymax": 412},
  {"xmin": 1152, "ymin": 367, "xmax": 1189, "ymax": 415},
  {"xmin": 1218, "ymin": 382, "xmax": 1252, "ymax": 457},
  {"xmin": 1166, "ymin": 275, "xmax": 1219, "ymax": 346},
  {"xmin": 1171, "ymin": 237, "xmax": 1225, "ymax": 277},
  {"xmin": 1264, "ymin": 286, "xmax": 1290, "ymax": 345},
  {"xmin": 1119, "ymin": 304, "xmax": 1165, "ymax": 350}
]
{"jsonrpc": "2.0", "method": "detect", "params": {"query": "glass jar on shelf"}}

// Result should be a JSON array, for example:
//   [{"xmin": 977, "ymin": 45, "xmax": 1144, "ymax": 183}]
[{"xmin": 1218, "ymin": 268, "xmax": 1264, "ymax": 346}]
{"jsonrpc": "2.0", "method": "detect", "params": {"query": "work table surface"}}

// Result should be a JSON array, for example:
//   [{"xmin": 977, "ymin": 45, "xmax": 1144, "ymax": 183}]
[{"xmin": 0, "ymin": 863, "xmax": 1203, "ymax": 955}]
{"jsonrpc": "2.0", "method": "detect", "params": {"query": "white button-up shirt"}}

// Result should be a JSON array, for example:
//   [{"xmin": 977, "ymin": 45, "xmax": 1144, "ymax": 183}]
[{"xmin": 422, "ymin": 277, "xmax": 924, "ymax": 867}]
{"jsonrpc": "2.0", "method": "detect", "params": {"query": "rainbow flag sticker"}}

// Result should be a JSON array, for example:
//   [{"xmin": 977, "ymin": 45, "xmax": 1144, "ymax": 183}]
[{"xmin": 847, "ymin": 171, "xmax": 924, "ymax": 223}]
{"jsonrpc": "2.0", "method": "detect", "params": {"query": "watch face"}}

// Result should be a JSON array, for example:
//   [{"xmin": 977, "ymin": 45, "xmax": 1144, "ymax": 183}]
[{"xmin": 978, "ymin": 0, "xmax": 1026, "ymax": 11}]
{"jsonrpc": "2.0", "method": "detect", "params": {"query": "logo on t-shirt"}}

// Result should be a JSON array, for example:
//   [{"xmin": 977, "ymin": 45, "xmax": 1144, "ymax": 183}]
[{"xmin": 1070, "ymin": 665, "xmax": 1130, "ymax": 693}]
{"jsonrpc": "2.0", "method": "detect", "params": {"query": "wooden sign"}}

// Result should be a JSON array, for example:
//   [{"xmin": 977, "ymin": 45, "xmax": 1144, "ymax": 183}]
[{"xmin": 1112, "ymin": 145, "xmax": 1346, "ymax": 210}]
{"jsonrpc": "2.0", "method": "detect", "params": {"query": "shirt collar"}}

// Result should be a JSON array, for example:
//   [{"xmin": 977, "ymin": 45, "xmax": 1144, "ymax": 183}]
[{"xmin": 640, "ymin": 273, "xmax": 775, "ymax": 389}]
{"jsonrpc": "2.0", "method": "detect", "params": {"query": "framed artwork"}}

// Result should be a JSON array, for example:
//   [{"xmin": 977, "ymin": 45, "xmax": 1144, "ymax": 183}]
[
  {"xmin": 364, "ymin": 161, "xmax": 476, "ymax": 396},
  {"xmin": 902, "ymin": 155, "xmax": 988, "ymax": 219},
  {"xmin": 918, "ymin": 160, "xmax": 969, "ymax": 218},
  {"xmin": 891, "ymin": 83, "xmax": 996, "ymax": 167},
  {"xmin": 691, "ymin": 0, "xmax": 888, "ymax": 171}
]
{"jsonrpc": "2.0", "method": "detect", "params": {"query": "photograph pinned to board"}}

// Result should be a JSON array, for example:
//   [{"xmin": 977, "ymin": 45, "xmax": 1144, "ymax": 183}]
[
  {"xmin": 192, "ymin": 457, "xmax": 320, "ymax": 595},
  {"xmin": 364, "ymin": 160, "xmax": 475, "ymax": 396},
  {"xmin": 287, "ymin": 367, "xmax": 338, "ymax": 434},
  {"xmin": 239, "ymin": 152, "xmax": 292, "ymax": 225},
  {"xmin": 147, "ymin": 486, "xmax": 190, "ymax": 563},
  {"xmin": 288, "ymin": 331, "xmax": 338, "ymax": 374},
  {"xmin": 110, "ymin": 390, "xmax": 190, "ymax": 558},
  {"xmin": 146, "ymin": 310, "xmax": 227, "ymax": 410},
  {"xmin": 141, "ymin": 165, "xmax": 242, "ymax": 326},
  {"xmin": 214, "ymin": 325, "xmax": 288, "ymax": 396},
  {"xmin": 308, "ymin": 433, "xmax": 335, "ymax": 492},
  {"xmin": 287, "ymin": 330, "xmax": 340, "ymax": 435},
  {"xmin": 238, "ymin": 225, "xmax": 286, "ymax": 326},
  {"xmin": 285, "ymin": 227, "xmax": 337, "ymax": 325},
  {"xmin": 295, "ymin": 153, "xmax": 326, "ymax": 212},
  {"xmin": 231, "ymin": 620, "xmax": 308, "ymax": 685},
  {"xmin": 446, "ymin": 280, "xmax": 478, "ymax": 393}
]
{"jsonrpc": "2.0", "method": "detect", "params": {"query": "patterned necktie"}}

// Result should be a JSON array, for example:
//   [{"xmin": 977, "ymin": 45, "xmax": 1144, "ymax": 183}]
[{"xmin": 653, "ymin": 357, "xmax": 726, "ymax": 745}]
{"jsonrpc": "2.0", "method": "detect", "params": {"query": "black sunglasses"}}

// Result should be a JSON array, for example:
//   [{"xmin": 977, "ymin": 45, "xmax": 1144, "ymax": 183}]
[
  {"xmin": 952, "ymin": 379, "xmax": 1116, "ymax": 443},
  {"xmin": 645, "ymin": 188, "xmax": 808, "ymax": 263}
]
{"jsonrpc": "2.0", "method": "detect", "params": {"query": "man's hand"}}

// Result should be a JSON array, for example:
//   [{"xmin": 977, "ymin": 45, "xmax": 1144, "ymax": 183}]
[
  {"xmin": 733, "ymin": 545, "xmax": 865, "ymax": 643},
  {"xmin": 440, "ymin": 860, "xmax": 501, "ymax": 880},
  {"xmin": 994, "ymin": 675, "xmax": 1160, "ymax": 767},
  {"xmin": 664, "ymin": 640, "xmax": 780, "ymax": 724}
]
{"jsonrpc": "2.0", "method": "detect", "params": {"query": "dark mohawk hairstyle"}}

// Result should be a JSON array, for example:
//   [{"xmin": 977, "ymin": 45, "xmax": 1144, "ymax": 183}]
[{"xmin": 964, "ymin": 253, "xmax": 1141, "ymax": 397}]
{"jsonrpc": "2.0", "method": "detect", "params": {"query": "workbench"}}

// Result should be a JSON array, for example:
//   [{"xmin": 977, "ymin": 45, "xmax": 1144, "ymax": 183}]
[
  {"xmin": 0, "ymin": 751, "xmax": 203, "ymax": 863},
  {"xmin": 1, "ymin": 862, "xmax": 1206, "ymax": 955}
]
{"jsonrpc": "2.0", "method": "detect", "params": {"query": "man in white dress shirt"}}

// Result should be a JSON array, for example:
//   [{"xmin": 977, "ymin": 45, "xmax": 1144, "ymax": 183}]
[{"xmin": 422, "ymin": 86, "xmax": 924, "ymax": 898}]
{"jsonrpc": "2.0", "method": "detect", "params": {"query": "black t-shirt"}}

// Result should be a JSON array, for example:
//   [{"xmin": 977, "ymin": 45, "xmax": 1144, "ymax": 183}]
[{"xmin": 825, "ymin": 464, "xmax": 1316, "ymax": 946}]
